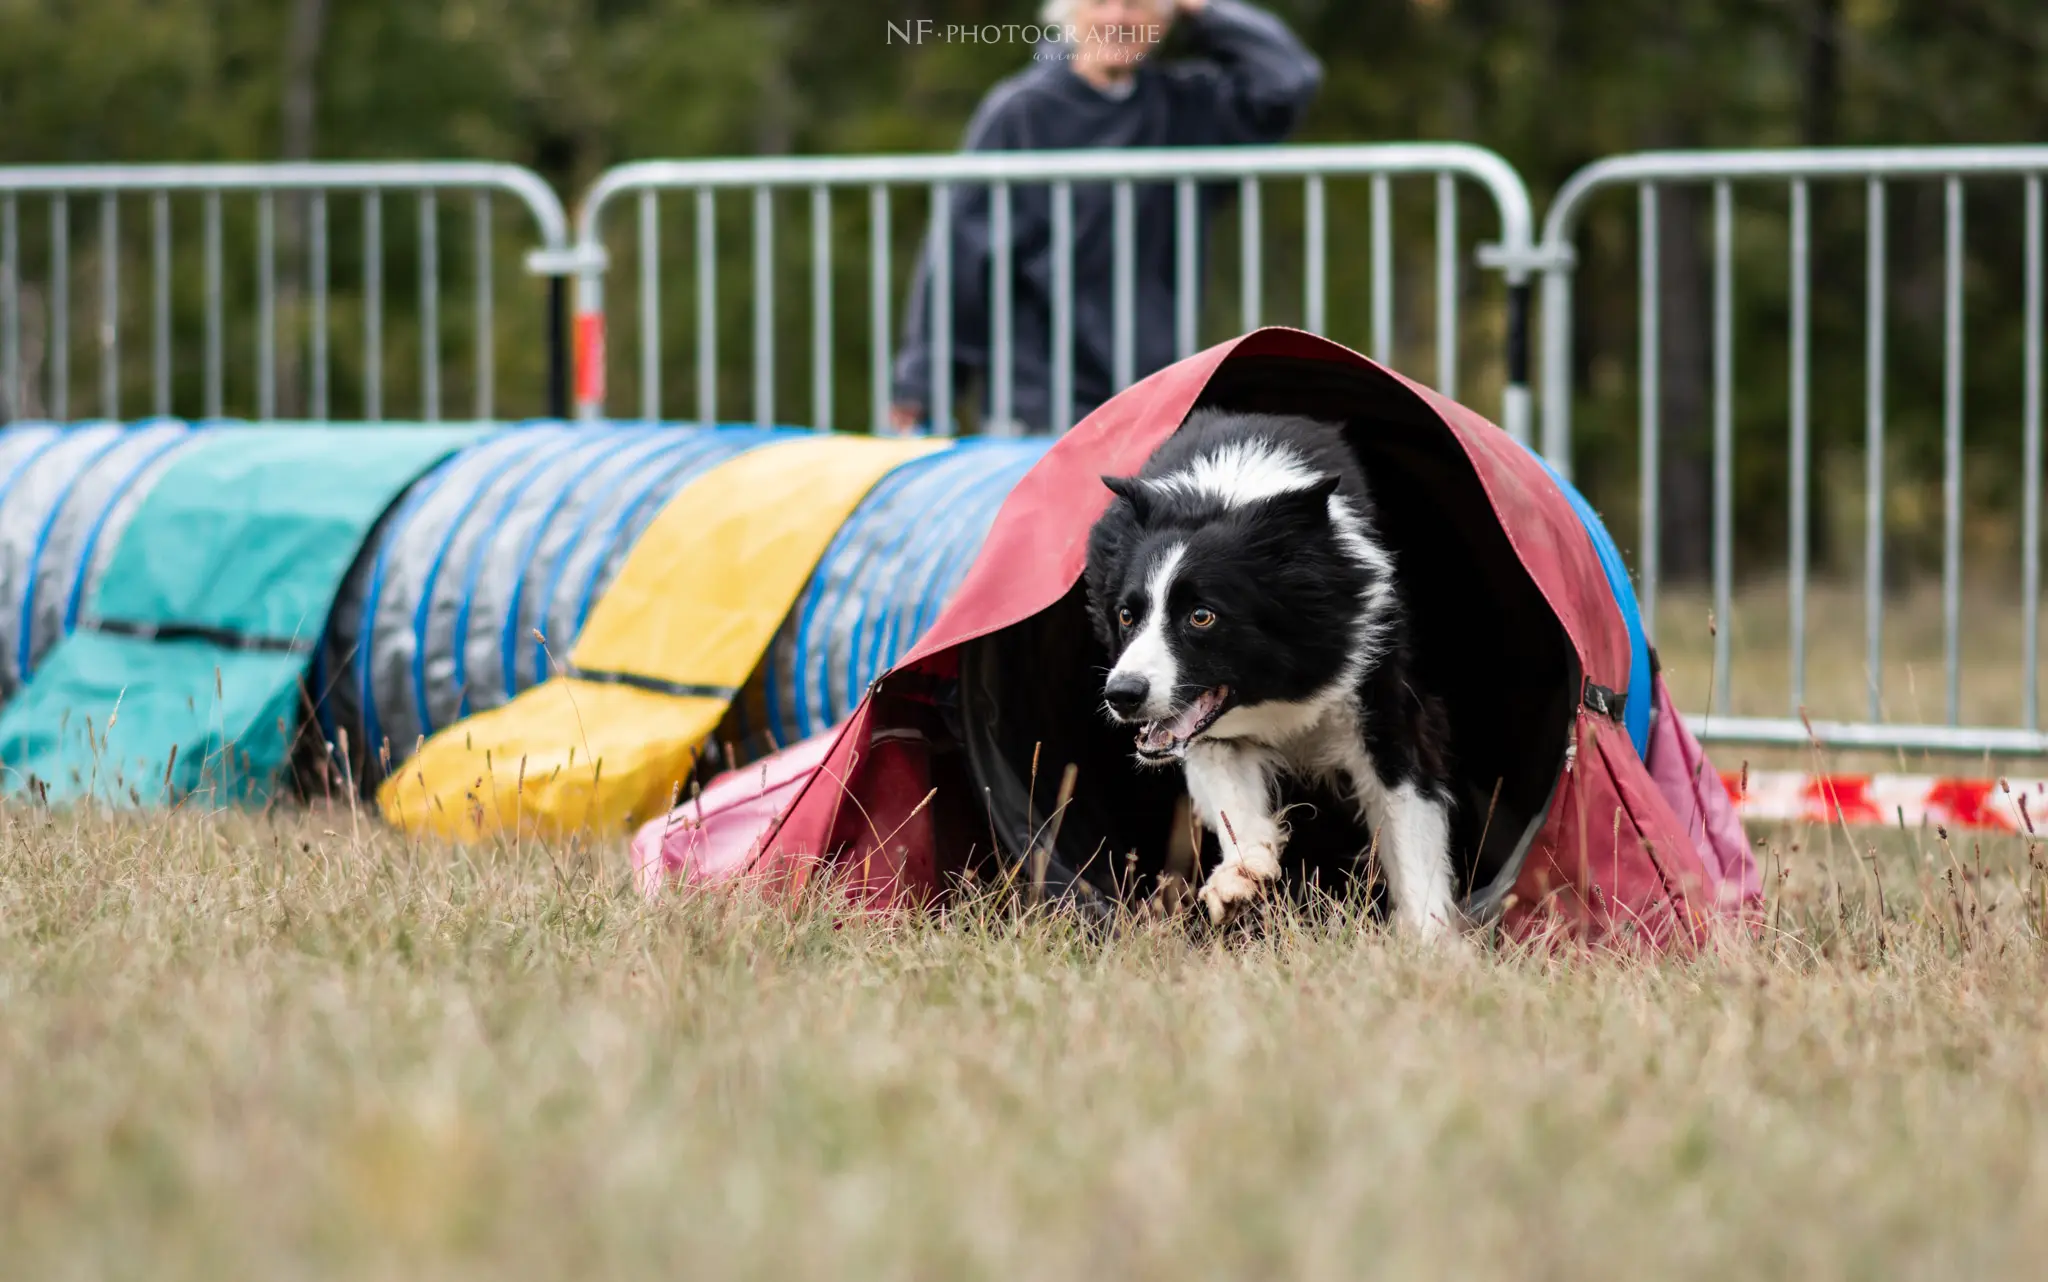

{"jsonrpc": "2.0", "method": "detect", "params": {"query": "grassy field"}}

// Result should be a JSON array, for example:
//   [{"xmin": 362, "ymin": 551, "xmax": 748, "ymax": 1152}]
[{"xmin": 6, "ymin": 796, "xmax": 2048, "ymax": 1280}]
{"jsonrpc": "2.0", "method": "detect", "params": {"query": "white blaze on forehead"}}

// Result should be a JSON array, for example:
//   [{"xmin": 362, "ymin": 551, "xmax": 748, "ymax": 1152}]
[
  {"xmin": 1148, "ymin": 437, "xmax": 1323, "ymax": 509},
  {"xmin": 1107, "ymin": 540, "xmax": 1186, "ymax": 721}
]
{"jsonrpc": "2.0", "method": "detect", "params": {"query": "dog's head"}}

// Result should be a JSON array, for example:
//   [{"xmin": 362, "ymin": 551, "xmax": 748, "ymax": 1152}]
[{"xmin": 1083, "ymin": 470, "xmax": 1374, "ymax": 765}]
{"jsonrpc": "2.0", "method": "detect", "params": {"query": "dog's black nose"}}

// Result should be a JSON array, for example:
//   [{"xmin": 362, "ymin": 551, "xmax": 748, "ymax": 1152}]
[{"xmin": 1103, "ymin": 673, "xmax": 1149, "ymax": 717}]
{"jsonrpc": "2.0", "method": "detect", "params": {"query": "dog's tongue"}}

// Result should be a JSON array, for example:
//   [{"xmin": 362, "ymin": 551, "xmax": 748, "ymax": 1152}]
[{"xmin": 1138, "ymin": 688, "xmax": 1225, "ymax": 753}]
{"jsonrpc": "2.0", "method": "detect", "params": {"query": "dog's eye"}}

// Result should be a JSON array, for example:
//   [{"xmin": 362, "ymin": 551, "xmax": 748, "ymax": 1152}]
[
  {"xmin": 1189, "ymin": 607, "xmax": 1217, "ymax": 629},
  {"xmin": 1117, "ymin": 606, "xmax": 1134, "ymax": 629}
]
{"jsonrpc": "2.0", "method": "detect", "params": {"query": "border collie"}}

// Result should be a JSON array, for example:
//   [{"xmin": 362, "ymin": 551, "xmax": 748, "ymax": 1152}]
[{"xmin": 1084, "ymin": 408, "xmax": 1460, "ymax": 937}]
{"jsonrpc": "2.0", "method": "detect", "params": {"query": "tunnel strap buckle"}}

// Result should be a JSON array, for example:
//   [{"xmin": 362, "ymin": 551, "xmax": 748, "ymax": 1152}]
[{"xmin": 1581, "ymin": 678, "xmax": 1626, "ymax": 723}]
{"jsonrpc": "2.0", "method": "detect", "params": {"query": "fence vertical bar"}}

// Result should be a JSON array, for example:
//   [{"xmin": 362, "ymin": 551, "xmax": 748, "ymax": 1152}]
[
  {"xmin": 1942, "ymin": 176, "xmax": 1965, "ymax": 726},
  {"xmin": 258, "ymin": 191, "xmax": 275, "ymax": 420},
  {"xmin": 1864, "ymin": 179, "xmax": 1887, "ymax": 723},
  {"xmin": 1537, "ymin": 237, "xmax": 1570, "ymax": 458},
  {"xmin": 1371, "ymin": 174, "xmax": 1393, "ymax": 365},
  {"xmin": 868, "ymin": 184, "xmax": 887, "ymax": 434},
  {"xmin": 204, "ymin": 191, "xmax": 221, "ymax": 419},
  {"xmin": 756, "ymin": 185, "xmax": 775, "ymax": 431},
  {"xmin": 2023, "ymin": 173, "xmax": 2039, "ymax": 729},
  {"xmin": 1174, "ymin": 178, "xmax": 1198, "ymax": 360},
  {"xmin": 419, "ymin": 191, "xmax": 439, "ymax": 421},
  {"xmin": 151, "ymin": 193, "xmax": 169, "ymax": 418},
  {"xmin": 1638, "ymin": 183, "xmax": 1660, "ymax": 642},
  {"xmin": 1305, "ymin": 175, "xmax": 1328, "ymax": 336},
  {"xmin": 929, "ymin": 183, "xmax": 950, "ymax": 435},
  {"xmin": 310, "ymin": 192, "xmax": 329, "ymax": 420},
  {"xmin": 698, "ymin": 187, "xmax": 717, "ymax": 428},
  {"xmin": 1789, "ymin": 179, "xmax": 1811, "ymax": 714},
  {"xmin": 1239, "ymin": 177, "xmax": 1261, "ymax": 330},
  {"xmin": 2025, "ymin": 175, "xmax": 2043, "ymax": 732},
  {"xmin": 363, "ymin": 191, "xmax": 382, "ymax": 421},
  {"xmin": 99, "ymin": 194, "xmax": 117, "ymax": 420},
  {"xmin": 1435, "ymin": 173, "xmax": 1456, "ymax": 397},
  {"xmin": 1051, "ymin": 180, "xmax": 1074, "ymax": 432},
  {"xmin": 811, "ymin": 184, "xmax": 832, "ymax": 432},
  {"xmin": 1711, "ymin": 180, "xmax": 1734, "ymax": 716},
  {"xmin": 639, "ymin": 189, "xmax": 659, "ymax": 424},
  {"xmin": 2, "ymin": 197, "xmax": 16, "ymax": 421},
  {"xmin": 1113, "ymin": 179, "xmax": 1135, "ymax": 391},
  {"xmin": 990, "ymin": 181, "xmax": 1013, "ymax": 430},
  {"xmin": 473, "ymin": 192, "xmax": 491, "ymax": 422},
  {"xmin": 51, "ymin": 195, "xmax": 68, "ymax": 422}
]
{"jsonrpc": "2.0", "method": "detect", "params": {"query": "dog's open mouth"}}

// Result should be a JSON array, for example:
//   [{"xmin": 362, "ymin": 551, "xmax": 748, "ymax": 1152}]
[{"xmin": 1133, "ymin": 686, "xmax": 1232, "ymax": 763}]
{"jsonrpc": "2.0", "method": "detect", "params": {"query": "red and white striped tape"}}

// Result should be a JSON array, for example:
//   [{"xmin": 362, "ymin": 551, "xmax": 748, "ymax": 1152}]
[{"xmin": 1723, "ymin": 771, "xmax": 2048, "ymax": 834}]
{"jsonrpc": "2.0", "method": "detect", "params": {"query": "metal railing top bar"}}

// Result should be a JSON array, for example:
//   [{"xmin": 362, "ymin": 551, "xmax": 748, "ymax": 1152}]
[
  {"xmin": 0, "ymin": 162, "xmax": 570, "ymax": 251},
  {"xmin": 574, "ymin": 144, "xmax": 1535, "ymax": 252},
  {"xmin": 1539, "ymin": 145, "xmax": 2048, "ymax": 245}
]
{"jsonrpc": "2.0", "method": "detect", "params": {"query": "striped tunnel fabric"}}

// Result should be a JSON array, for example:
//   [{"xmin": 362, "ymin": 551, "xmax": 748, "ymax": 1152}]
[
  {"xmin": 726, "ymin": 437, "xmax": 1050, "ymax": 759},
  {"xmin": 0, "ymin": 421, "xmax": 201, "ymax": 701},
  {"xmin": 318, "ymin": 424, "xmax": 797, "ymax": 783}
]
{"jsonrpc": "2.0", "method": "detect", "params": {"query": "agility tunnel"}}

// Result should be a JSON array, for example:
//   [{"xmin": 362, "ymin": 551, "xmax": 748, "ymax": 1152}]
[
  {"xmin": 376, "ymin": 431, "xmax": 970, "ymax": 841},
  {"xmin": 316, "ymin": 423, "xmax": 803, "ymax": 788},
  {"xmin": 0, "ymin": 417, "xmax": 1052, "ymax": 821},
  {"xmin": 356, "ymin": 428, "xmax": 1045, "ymax": 839},
  {"xmin": 631, "ymin": 329, "xmax": 1760, "ymax": 951}
]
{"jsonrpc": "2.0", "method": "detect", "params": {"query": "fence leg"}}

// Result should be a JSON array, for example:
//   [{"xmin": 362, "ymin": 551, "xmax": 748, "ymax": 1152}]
[{"xmin": 547, "ymin": 276, "xmax": 567, "ymax": 421}]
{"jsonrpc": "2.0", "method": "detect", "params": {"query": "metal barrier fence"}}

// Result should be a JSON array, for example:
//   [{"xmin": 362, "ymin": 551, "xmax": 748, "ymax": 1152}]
[
  {"xmin": 567, "ymin": 144, "xmax": 1540, "ymax": 440},
  {"xmin": 0, "ymin": 163, "xmax": 572, "ymax": 425},
  {"xmin": 1537, "ymin": 146, "xmax": 2048, "ymax": 757}
]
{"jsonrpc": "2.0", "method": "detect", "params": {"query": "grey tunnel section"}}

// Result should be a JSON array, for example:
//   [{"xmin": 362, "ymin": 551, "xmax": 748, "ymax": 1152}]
[{"xmin": 0, "ymin": 421, "xmax": 201, "ymax": 702}]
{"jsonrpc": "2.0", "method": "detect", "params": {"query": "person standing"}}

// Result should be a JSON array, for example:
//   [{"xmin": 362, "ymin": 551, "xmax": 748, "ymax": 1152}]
[{"xmin": 889, "ymin": 0, "xmax": 1321, "ymax": 434}]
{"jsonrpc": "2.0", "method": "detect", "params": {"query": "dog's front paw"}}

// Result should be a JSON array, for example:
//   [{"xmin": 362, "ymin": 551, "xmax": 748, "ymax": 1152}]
[{"xmin": 1197, "ymin": 858, "xmax": 1275, "ymax": 926}]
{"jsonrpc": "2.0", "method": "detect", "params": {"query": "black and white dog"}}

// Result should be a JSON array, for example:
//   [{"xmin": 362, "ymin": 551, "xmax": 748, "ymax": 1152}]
[{"xmin": 1084, "ymin": 408, "xmax": 1461, "ymax": 938}]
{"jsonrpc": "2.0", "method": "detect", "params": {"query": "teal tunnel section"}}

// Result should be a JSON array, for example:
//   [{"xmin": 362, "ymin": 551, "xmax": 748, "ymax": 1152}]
[
  {"xmin": 318, "ymin": 424, "xmax": 802, "ymax": 789},
  {"xmin": 729, "ymin": 437, "xmax": 1050, "ymax": 760},
  {"xmin": 0, "ymin": 421, "xmax": 204, "ymax": 702}
]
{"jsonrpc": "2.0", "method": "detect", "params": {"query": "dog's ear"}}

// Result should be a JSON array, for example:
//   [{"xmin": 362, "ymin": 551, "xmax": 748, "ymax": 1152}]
[
  {"xmin": 1266, "ymin": 474, "xmax": 1342, "ymax": 523},
  {"xmin": 1100, "ymin": 474, "xmax": 1152, "ymax": 522}
]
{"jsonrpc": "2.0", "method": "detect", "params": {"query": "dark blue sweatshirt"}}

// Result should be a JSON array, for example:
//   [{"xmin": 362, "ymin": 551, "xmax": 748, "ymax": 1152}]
[{"xmin": 892, "ymin": 0, "xmax": 1322, "ymax": 432}]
